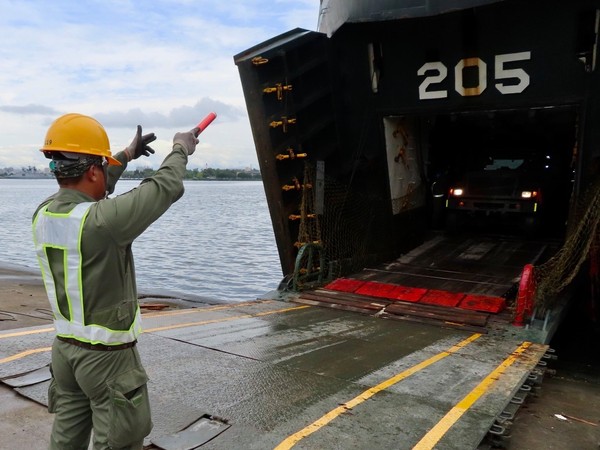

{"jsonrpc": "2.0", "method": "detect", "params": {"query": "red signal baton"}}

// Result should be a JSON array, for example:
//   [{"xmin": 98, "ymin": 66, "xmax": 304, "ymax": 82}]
[{"xmin": 193, "ymin": 112, "xmax": 217, "ymax": 137}]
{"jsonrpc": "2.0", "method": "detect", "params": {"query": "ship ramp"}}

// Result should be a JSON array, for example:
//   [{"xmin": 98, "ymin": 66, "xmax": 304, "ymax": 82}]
[
  {"xmin": 294, "ymin": 233, "xmax": 566, "ymax": 344},
  {"xmin": 1, "ymin": 292, "xmax": 552, "ymax": 449}
]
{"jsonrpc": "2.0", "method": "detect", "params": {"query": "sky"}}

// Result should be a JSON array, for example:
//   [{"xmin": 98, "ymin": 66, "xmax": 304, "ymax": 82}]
[{"xmin": 0, "ymin": 0, "xmax": 320, "ymax": 171}]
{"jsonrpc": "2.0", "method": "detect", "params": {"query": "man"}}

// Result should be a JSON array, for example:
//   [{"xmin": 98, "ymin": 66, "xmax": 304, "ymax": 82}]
[{"xmin": 32, "ymin": 113, "xmax": 200, "ymax": 449}]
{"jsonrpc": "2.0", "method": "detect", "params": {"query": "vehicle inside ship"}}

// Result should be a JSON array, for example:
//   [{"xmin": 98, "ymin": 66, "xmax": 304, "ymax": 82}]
[{"xmin": 419, "ymin": 106, "xmax": 578, "ymax": 238}]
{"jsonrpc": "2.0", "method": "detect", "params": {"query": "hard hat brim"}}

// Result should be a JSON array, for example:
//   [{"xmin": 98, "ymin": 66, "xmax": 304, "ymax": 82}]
[
  {"xmin": 106, "ymin": 155, "xmax": 122, "ymax": 166},
  {"xmin": 41, "ymin": 149, "xmax": 122, "ymax": 166}
]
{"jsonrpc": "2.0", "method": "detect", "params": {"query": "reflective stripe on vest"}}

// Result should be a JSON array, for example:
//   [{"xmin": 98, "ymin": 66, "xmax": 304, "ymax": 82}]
[{"xmin": 32, "ymin": 202, "xmax": 142, "ymax": 345}]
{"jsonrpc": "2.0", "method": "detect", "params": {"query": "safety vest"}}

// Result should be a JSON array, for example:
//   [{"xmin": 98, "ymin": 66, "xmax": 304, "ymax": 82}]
[{"xmin": 32, "ymin": 202, "xmax": 142, "ymax": 345}]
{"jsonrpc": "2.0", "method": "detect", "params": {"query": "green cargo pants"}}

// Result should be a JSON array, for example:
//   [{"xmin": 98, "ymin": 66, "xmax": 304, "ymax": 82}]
[{"xmin": 48, "ymin": 338, "xmax": 153, "ymax": 450}]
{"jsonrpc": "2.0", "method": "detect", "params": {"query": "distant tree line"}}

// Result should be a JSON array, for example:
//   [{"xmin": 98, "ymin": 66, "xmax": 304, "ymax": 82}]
[
  {"xmin": 119, "ymin": 167, "xmax": 262, "ymax": 180},
  {"xmin": 0, "ymin": 166, "xmax": 262, "ymax": 180}
]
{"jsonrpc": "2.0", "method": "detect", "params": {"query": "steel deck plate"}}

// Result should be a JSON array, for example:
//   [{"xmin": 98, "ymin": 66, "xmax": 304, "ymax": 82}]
[{"xmin": 0, "ymin": 299, "xmax": 548, "ymax": 449}]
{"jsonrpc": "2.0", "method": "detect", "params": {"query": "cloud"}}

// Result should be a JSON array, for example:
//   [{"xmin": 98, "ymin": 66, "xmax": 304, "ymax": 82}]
[
  {"xmin": 94, "ymin": 98, "xmax": 244, "ymax": 128},
  {"xmin": 0, "ymin": 104, "xmax": 63, "ymax": 115},
  {"xmin": 0, "ymin": 0, "xmax": 321, "ymax": 170}
]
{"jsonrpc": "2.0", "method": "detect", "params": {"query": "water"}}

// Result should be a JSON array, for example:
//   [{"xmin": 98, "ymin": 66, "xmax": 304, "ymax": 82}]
[{"xmin": 0, "ymin": 178, "xmax": 282, "ymax": 302}]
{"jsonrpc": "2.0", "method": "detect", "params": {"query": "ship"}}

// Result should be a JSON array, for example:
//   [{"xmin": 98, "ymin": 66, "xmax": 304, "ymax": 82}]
[
  {"xmin": 230, "ymin": 1, "xmax": 600, "ymax": 445},
  {"xmin": 1, "ymin": 2, "xmax": 599, "ymax": 449},
  {"xmin": 234, "ymin": 0, "xmax": 600, "ymax": 342}
]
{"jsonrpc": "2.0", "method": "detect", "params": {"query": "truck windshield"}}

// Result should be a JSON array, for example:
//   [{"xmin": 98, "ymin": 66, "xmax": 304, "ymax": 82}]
[{"xmin": 483, "ymin": 159, "xmax": 525, "ymax": 171}]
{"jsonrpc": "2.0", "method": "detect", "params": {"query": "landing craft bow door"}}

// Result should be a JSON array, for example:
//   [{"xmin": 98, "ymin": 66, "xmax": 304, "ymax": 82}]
[{"xmin": 234, "ymin": 29, "xmax": 339, "ymax": 276}]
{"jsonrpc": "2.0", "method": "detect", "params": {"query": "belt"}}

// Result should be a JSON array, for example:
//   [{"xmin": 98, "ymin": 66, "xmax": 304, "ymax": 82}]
[{"xmin": 57, "ymin": 336, "xmax": 137, "ymax": 351}]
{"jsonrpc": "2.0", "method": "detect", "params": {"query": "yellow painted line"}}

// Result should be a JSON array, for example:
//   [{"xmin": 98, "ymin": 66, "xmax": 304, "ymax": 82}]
[
  {"xmin": 0, "ymin": 347, "xmax": 52, "ymax": 365},
  {"xmin": 0, "ymin": 304, "xmax": 308, "ymax": 364},
  {"xmin": 274, "ymin": 333, "xmax": 482, "ymax": 450},
  {"xmin": 0, "ymin": 327, "xmax": 55, "ymax": 339},
  {"xmin": 0, "ymin": 300, "xmax": 278, "ymax": 338},
  {"xmin": 412, "ymin": 341, "xmax": 532, "ymax": 450},
  {"xmin": 146, "ymin": 305, "xmax": 309, "ymax": 333}
]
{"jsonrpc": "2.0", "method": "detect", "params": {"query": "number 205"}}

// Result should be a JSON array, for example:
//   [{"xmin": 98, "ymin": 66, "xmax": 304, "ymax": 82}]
[{"xmin": 417, "ymin": 51, "xmax": 531, "ymax": 100}]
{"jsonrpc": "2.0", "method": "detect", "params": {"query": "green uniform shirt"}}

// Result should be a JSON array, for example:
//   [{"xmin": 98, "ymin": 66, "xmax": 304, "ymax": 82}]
[{"xmin": 33, "ymin": 145, "xmax": 188, "ymax": 332}]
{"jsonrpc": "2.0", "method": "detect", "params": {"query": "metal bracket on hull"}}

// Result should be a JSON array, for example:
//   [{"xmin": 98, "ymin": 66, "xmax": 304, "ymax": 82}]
[
  {"xmin": 276, "ymin": 147, "xmax": 307, "ymax": 160},
  {"xmin": 270, "ymin": 116, "xmax": 297, "ymax": 132},
  {"xmin": 264, "ymin": 83, "xmax": 293, "ymax": 100},
  {"xmin": 282, "ymin": 177, "xmax": 313, "ymax": 191},
  {"xmin": 251, "ymin": 56, "xmax": 269, "ymax": 65},
  {"xmin": 289, "ymin": 213, "xmax": 316, "ymax": 220}
]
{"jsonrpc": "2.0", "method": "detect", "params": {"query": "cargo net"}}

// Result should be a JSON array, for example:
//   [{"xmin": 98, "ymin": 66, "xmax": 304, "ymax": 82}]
[
  {"xmin": 296, "ymin": 163, "xmax": 321, "ymax": 248},
  {"xmin": 533, "ymin": 179, "xmax": 600, "ymax": 309},
  {"xmin": 294, "ymin": 162, "xmax": 395, "ymax": 289}
]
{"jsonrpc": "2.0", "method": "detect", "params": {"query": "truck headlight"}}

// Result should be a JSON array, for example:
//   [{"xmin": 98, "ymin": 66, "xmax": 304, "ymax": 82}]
[{"xmin": 521, "ymin": 191, "xmax": 538, "ymax": 199}]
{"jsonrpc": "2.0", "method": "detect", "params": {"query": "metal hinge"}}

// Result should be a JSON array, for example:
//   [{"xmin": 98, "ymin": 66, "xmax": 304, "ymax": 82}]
[
  {"xmin": 270, "ymin": 116, "xmax": 297, "ymax": 132},
  {"xmin": 264, "ymin": 83, "xmax": 293, "ymax": 100},
  {"xmin": 276, "ymin": 148, "xmax": 307, "ymax": 161}
]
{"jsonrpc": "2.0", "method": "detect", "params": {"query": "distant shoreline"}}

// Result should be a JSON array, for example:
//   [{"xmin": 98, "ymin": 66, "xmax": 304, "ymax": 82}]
[
  {"xmin": 0, "ymin": 176, "xmax": 263, "ymax": 181},
  {"xmin": 0, "ymin": 176, "xmax": 53, "ymax": 179}
]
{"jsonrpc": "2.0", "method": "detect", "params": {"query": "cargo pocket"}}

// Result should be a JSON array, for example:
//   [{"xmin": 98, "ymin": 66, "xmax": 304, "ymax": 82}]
[
  {"xmin": 47, "ymin": 366, "xmax": 57, "ymax": 414},
  {"xmin": 106, "ymin": 366, "xmax": 153, "ymax": 448}
]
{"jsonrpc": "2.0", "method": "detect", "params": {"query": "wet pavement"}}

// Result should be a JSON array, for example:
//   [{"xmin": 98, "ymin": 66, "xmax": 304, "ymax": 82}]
[{"xmin": 1, "ymin": 297, "xmax": 549, "ymax": 449}]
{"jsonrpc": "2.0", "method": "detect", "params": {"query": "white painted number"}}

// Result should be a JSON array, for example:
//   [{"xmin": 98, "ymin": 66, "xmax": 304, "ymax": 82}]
[
  {"xmin": 495, "ymin": 51, "xmax": 531, "ymax": 94},
  {"xmin": 417, "ymin": 62, "xmax": 448, "ymax": 99},
  {"xmin": 417, "ymin": 51, "xmax": 531, "ymax": 100},
  {"xmin": 455, "ymin": 57, "xmax": 487, "ymax": 96}
]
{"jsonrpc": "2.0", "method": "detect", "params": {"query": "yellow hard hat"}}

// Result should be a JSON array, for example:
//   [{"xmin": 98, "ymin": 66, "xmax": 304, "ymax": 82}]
[{"xmin": 41, "ymin": 113, "xmax": 121, "ymax": 166}]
